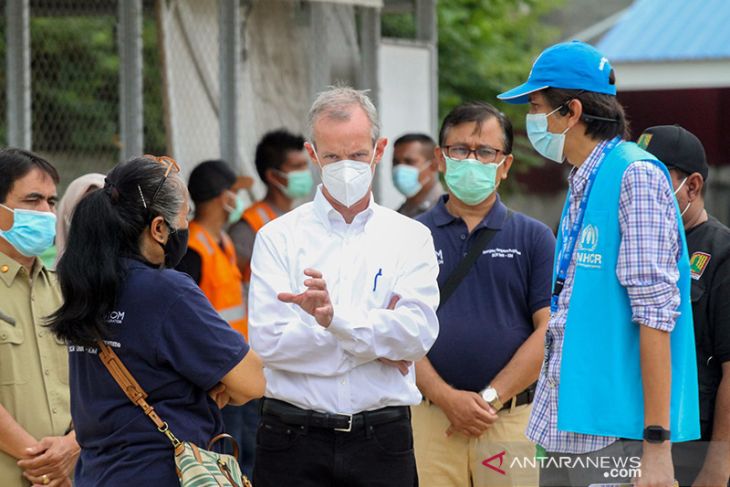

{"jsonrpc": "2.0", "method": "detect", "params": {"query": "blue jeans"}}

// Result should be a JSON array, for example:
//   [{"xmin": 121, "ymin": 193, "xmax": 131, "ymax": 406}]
[{"xmin": 221, "ymin": 399, "xmax": 260, "ymax": 479}]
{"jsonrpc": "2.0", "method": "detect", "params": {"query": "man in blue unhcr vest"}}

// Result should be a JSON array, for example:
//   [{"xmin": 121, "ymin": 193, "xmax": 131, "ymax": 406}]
[{"xmin": 498, "ymin": 41, "xmax": 700, "ymax": 487}]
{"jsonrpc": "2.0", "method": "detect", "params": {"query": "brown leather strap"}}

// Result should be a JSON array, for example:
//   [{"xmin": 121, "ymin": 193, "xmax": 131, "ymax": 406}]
[
  {"xmin": 96, "ymin": 341, "xmax": 182, "ymax": 449},
  {"xmin": 208, "ymin": 433, "xmax": 239, "ymax": 461}
]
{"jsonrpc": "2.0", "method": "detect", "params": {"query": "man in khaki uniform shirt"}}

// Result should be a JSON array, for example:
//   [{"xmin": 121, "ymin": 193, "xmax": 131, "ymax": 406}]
[{"xmin": 0, "ymin": 149, "xmax": 77, "ymax": 487}]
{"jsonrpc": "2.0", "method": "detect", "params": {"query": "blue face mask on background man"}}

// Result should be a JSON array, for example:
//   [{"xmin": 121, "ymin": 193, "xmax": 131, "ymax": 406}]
[
  {"xmin": 392, "ymin": 164, "xmax": 425, "ymax": 198},
  {"xmin": 0, "ymin": 203, "xmax": 57, "ymax": 257}
]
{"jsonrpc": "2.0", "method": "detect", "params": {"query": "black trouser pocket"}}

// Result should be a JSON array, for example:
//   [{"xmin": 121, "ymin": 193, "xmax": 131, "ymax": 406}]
[
  {"xmin": 256, "ymin": 418, "xmax": 304, "ymax": 451},
  {"xmin": 370, "ymin": 417, "xmax": 414, "ymax": 455}
]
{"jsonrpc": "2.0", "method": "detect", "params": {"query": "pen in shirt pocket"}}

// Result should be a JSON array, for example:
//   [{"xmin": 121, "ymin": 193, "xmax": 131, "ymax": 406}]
[{"xmin": 372, "ymin": 268, "xmax": 383, "ymax": 292}]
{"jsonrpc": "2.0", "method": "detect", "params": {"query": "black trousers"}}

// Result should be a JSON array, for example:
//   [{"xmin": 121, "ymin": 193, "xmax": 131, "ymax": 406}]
[{"xmin": 253, "ymin": 407, "xmax": 418, "ymax": 487}]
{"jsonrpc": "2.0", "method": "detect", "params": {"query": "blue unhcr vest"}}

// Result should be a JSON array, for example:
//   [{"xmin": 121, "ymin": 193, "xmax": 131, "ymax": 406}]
[{"xmin": 556, "ymin": 141, "xmax": 700, "ymax": 441}]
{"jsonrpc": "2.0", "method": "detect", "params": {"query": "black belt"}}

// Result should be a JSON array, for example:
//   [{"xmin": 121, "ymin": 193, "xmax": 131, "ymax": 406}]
[
  {"xmin": 261, "ymin": 398, "xmax": 410, "ymax": 433},
  {"xmin": 500, "ymin": 387, "xmax": 535, "ymax": 411}
]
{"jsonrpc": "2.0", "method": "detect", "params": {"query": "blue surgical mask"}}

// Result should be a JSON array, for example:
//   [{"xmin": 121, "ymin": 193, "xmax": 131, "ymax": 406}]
[
  {"xmin": 526, "ymin": 106, "xmax": 571, "ymax": 163},
  {"xmin": 392, "ymin": 164, "xmax": 423, "ymax": 198},
  {"xmin": 444, "ymin": 157, "xmax": 504, "ymax": 206},
  {"xmin": 0, "ymin": 203, "xmax": 57, "ymax": 257}
]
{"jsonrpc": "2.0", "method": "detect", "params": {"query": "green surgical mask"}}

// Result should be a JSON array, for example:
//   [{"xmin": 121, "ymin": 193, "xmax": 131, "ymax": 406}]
[
  {"xmin": 444, "ymin": 156, "xmax": 504, "ymax": 206},
  {"xmin": 276, "ymin": 169, "xmax": 314, "ymax": 199},
  {"xmin": 224, "ymin": 190, "xmax": 246, "ymax": 224}
]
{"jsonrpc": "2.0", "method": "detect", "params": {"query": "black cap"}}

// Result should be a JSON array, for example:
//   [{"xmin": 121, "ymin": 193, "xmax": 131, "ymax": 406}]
[
  {"xmin": 637, "ymin": 125, "xmax": 708, "ymax": 180},
  {"xmin": 188, "ymin": 159, "xmax": 253, "ymax": 203}
]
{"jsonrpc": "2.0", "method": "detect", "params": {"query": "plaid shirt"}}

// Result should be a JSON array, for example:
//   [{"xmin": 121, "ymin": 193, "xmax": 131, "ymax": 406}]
[{"xmin": 526, "ymin": 139, "xmax": 681, "ymax": 454}]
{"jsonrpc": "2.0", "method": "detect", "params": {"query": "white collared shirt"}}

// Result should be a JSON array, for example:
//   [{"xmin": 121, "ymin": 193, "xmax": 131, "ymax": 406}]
[{"xmin": 248, "ymin": 186, "xmax": 440, "ymax": 414}]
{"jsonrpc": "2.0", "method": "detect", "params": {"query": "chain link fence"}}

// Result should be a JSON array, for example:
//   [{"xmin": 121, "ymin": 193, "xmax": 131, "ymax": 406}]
[
  {"xmin": 30, "ymin": 0, "xmax": 119, "ymax": 190},
  {"xmin": 159, "ymin": 0, "xmax": 222, "ymax": 175},
  {"xmin": 0, "ymin": 0, "xmax": 165, "ymax": 194},
  {"xmin": 2, "ymin": 0, "xmax": 378, "ymax": 200}
]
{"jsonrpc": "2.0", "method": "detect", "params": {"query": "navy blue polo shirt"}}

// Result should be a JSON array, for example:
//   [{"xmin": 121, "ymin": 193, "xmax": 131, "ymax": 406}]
[
  {"xmin": 69, "ymin": 258, "xmax": 248, "ymax": 486},
  {"xmin": 417, "ymin": 195, "xmax": 555, "ymax": 393}
]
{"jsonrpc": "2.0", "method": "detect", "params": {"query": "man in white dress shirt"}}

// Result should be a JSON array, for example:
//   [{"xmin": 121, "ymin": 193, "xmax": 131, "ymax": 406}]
[{"xmin": 248, "ymin": 86, "xmax": 440, "ymax": 487}]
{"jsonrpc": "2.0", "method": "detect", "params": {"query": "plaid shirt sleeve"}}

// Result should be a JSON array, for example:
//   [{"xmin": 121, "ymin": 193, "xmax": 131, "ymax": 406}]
[{"xmin": 616, "ymin": 161, "xmax": 681, "ymax": 332}]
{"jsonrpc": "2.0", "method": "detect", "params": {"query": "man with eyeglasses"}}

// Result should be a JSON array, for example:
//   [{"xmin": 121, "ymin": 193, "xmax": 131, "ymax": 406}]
[{"xmin": 412, "ymin": 101, "xmax": 555, "ymax": 487}]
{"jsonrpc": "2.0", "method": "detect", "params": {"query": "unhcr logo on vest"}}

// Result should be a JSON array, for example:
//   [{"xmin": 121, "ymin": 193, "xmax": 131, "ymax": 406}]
[{"xmin": 576, "ymin": 224, "xmax": 602, "ymax": 268}]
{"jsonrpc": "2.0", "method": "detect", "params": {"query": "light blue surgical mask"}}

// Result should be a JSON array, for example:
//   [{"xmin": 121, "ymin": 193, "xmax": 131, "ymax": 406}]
[
  {"xmin": 444, "ymin": 157, "xmax": 504, "ymax": 206},
  {"xmin": 392, "ymin": 164, "xmax": 423, "ymax": 198},
  {"xmin": 0, "ymin": 203, "xmax": 57, "ymax": 257},
  {"xmin": 526, "ymin": 106, "xmax": 571, "ymax": 163}
]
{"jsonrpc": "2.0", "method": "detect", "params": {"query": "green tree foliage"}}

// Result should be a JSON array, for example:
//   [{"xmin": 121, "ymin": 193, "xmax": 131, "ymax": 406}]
[
  {"xmin": 25, "ymin": 13, "xmax": 164, "ymax": 155},
  {"xmin": 384, "ymin": 0, "xmax": 563, "ymax": 165},
  {"xmin": 30, "ymin": 16, "xmax": 119, "ymax": 153},
  {"xmin": 438, "ymin": 1, "xmax": 562, "ymax": 117},
  {"xmin": 439, "ymin": 0, "xmax": 563, "ymax": 164}
]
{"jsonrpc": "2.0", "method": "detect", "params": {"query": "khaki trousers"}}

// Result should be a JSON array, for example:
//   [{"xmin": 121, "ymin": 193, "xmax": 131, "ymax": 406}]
[{"xmin": 412, "ymin": 399, "xmax": 539, "ymax": 487}]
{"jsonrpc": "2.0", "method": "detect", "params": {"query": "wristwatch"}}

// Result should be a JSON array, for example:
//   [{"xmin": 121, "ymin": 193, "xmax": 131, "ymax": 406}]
[
  {"xmin": 643, "ymin": 425, "xmax": 671, "ymax": 443},
  {"xmin": 481, "ymin": 386, "xmax": 503, "ymax": 411}
]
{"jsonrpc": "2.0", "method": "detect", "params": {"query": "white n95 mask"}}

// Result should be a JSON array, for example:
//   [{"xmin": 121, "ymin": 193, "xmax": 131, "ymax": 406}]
[{"xmin": 318, "ymin": 150, "xmax": 376, "ymax": 208}]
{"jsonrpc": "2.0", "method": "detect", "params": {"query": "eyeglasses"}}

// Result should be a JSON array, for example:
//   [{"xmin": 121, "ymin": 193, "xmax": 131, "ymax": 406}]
[
  {"xmin": 444, "ymin": 145, "xmax": 505, "ymax": 164},
  {"xmin": 140, "ymin": 154, "xmax": 180, "ymax": 209}
]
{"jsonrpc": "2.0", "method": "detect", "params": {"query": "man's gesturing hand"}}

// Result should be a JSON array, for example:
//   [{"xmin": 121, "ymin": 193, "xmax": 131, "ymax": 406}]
[{"xmin": 278, "ymin": 268, "xmax": 334, "ymax": 327}]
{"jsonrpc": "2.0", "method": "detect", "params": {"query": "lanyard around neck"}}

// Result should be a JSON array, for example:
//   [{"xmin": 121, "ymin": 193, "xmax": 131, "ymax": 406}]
[{"xmin": 550, "ymin": 137, "xmax": 621, "ymax": 313}]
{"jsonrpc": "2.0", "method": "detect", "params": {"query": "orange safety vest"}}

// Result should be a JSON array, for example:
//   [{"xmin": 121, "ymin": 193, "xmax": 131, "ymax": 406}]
[
  {"xmin": 240, "ymin": 201, "xmax": 279, "ymax": 284},
  {"xmin": 187, "ymin": 221, "xmax": 248, "ymax": 338}
]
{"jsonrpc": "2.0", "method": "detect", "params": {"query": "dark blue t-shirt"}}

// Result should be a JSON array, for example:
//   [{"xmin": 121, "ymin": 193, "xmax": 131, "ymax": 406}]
[
  {"xmin": 70, "ymin": 259, "xmax": 248, "ymax": 486},
  {"xmin": 417, "ymin": 195, "xmax": 555, "ymax": 392}
]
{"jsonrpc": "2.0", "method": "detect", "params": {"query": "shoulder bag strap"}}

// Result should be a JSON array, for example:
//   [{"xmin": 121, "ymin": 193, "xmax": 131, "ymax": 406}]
[
  {"xmin": 96, "ymin": 341, "xmax": 183, "ymax": 452},
  {"xmin": 438, "ymin": 209, "xmax": 513, "ymax": 310}
]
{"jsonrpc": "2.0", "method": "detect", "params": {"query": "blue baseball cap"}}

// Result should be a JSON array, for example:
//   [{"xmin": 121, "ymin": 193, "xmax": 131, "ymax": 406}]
[{"xmin": 498, "ymin": 40, "xmax": 616, "ymax": 104}]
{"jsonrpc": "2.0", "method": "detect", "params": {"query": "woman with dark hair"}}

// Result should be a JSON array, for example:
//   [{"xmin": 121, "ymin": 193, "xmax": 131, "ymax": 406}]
[{"xmin": 49, "ymin": 156, "xmax": 264, "ymax": 486}]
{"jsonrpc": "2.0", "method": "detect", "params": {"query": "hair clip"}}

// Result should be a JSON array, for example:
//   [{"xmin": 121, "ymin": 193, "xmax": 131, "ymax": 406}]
[{"xmin": 137, "ymin": 185, "xmax": 147, "ymax": 209}]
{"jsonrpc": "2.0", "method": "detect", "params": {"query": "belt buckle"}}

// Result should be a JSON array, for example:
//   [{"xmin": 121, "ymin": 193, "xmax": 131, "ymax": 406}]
[{"xmin": 334, "ymin": 414, "xmax": 353, "ymax": 432}]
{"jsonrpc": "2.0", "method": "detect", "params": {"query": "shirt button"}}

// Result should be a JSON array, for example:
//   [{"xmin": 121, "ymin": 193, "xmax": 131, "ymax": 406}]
[
  {"xmin": 340, "ymin": 379, "xmax": 346, "ymax": 385},
  {"xmin": 1, "ymin": 333, "xmax": 6, "ymax": 340},
  {"xmin": 460, "ymin": 234, "xmax": 466, "ymax": 240},
  {"xmin": 44, "ymin": 369, "xmax": 50, "ymax": 376},
  {"xmin": 52, "ymin": 408, "xmax": 57, "ymax": 414},
  {"xmin": 1, "ymin": 265, "xmax": 8, "ymax": 273},
  {"xmin": 38, "ymin": 331, "xmax": 45, "ymax": 338}
]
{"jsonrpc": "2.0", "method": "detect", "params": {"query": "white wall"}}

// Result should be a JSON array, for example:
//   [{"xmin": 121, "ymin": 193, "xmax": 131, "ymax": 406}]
[{"xmin": 377, "ymin": 39, "xmax": 437, "ymax": 210}]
